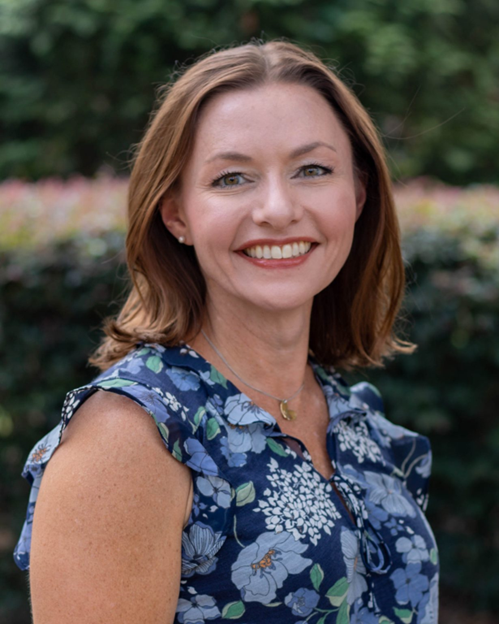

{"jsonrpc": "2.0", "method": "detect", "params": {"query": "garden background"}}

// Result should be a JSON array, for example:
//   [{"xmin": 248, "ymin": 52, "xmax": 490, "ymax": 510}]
[{"xmin": 1, "ymin": 0, "xmax": 498, "ymax": 622}]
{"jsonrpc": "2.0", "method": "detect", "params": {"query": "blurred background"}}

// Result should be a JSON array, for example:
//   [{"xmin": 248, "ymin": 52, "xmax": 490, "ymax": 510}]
[{"xmin": 0, "ymin": 0, "xmax": 498, "ymax": 622}]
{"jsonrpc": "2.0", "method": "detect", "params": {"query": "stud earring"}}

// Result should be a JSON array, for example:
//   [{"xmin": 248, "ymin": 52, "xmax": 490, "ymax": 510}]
[{"xmin": 178, "ymin": 236, "xmax": 185, "ymax": 244}]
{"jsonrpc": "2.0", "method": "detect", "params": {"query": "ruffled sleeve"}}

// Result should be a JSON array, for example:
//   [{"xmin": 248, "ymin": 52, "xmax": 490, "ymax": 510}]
[
  {"xmin": 14, "ymin": 345, "xmax": 232, "ymax": 572},
  {"xmin": 351, "ymin": 381, "xmax": 433, "ymax": 513}
]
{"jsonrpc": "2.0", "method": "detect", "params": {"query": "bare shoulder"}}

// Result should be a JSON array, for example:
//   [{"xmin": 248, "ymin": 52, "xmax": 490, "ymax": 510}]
[{"xmin": 29, "ymin": 390, "xmax": 192, "ymax": 624}]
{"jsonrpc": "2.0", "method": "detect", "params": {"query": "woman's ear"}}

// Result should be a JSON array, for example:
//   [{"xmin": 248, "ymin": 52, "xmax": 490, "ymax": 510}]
[{"xmin": 159, "ymin": 192, "xmax": 191, "ymax": 244}]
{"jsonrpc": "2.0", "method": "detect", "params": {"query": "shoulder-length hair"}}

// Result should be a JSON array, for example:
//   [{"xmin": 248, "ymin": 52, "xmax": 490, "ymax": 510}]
[{"xmin": 90, "ymin": 40, "xmax": 415, "ymax": 371}]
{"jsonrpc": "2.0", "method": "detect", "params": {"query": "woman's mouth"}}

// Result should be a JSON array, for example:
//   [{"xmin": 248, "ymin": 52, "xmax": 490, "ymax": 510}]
[{"xmin": 242, "ymin": 241, "xmax": 313, "ymax": 260}]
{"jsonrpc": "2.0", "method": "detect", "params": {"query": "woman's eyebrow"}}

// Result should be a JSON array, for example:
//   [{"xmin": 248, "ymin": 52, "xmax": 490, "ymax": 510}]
[
  {"xmin": 204, "ymin": 141, "xmax": 337, "ymax": 165},
  {"xmin": 205, "ymin": 151, "xmax": 252, "ymax": 164},
  {"xmin": 291, "ymin": 141, "xmax": 337, "ymax": 158}
]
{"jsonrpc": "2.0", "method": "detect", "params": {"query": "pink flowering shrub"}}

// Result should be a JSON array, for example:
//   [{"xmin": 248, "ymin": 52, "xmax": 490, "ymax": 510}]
[{"xmin": 0, "ymin": 176, "xmax": 128, "ymax": 251}]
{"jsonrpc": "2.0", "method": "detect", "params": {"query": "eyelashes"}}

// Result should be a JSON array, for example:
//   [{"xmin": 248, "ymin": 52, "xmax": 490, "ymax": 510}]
[
  {"xmin": 211, "ymin": 171, "xmax": 245, "ymax": 188},
  {"xmin": 210, "ymin": 163, "xmax": 334, "ymax": 189}
]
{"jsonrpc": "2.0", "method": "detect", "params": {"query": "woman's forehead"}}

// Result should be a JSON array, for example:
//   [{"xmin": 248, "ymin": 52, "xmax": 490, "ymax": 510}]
[{"xmin": 190, "ymin": 82, "xmax": 352, "ymax": 163}]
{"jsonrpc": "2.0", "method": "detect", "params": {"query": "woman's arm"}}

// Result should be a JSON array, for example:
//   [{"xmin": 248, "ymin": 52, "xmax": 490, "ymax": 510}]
[{"xmin": 29, "ymin": 390, "xmax": 193, "ymax": 624}]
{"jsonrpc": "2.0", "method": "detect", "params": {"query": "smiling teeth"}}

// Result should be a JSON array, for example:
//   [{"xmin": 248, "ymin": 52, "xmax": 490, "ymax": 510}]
[{"xmin": 243, "ymin": 241, "xmax": 313, "ymax": 259}]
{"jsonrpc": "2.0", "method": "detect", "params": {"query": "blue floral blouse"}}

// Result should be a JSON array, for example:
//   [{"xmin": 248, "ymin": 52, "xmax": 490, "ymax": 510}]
[{"xmin": 15, "ymin": 343, "xmax": 439, "ymax": 624}]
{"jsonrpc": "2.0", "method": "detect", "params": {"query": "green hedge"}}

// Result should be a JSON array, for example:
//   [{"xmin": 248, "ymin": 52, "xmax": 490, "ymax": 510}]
[
  {"xmin": 1, "ymin": 0, "xmax": 499, "ymax": 184},
  {"xmin": 1, "ymin": 179, "xmax": 498, "ymax": 621}
]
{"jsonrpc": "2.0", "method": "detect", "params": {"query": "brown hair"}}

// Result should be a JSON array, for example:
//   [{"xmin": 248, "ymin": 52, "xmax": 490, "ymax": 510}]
[{"xmin": 90, "ymin": 40, "xmax": 415, "ymax": 371}]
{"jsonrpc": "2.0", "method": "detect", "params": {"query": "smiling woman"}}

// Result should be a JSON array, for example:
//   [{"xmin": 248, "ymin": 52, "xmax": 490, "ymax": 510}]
[{"xmin": 14, "ymin": 41, "xmax": 439, "ymax": 624}]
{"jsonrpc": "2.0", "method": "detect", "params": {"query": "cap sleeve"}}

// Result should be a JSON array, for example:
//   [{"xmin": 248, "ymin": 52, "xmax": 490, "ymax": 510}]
[
  {"xmin": 14, "ymin": 351, "xmax": 229, "ymax": 571},
  {"xmin": 351, "ymin": 381, "xmax": 433, "ymax": 513}
]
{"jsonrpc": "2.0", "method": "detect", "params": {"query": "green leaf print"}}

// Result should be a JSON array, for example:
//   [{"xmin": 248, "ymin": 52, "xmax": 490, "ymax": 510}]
[
  {"xmin": 430, "ymin": 548, "xmax": 438, "ymax": 565},
  {"xmin": 98, "ymin": 379, "xmax": 136, "ymax": 388},
  {"xmin": 172, "ymin": 439, "xmax": 182, "ymax": 462},
  {"xmin": 146, "ymin": 355, "xmax": 163, "ymax": 373},
  {"xmin": 210, "ymin": 365, "xmax": 228, "ymax": 388},
  {"xmin": 326, "ymin": 576, "xmax": 348, "ymax": 607},
  {"xmin": 222, "ymin": 601, "xmax": 245, "ymax": 619},
  {"xmin": 337, "ymin": 600, "xmax": 350, "ymax": 624},
  {"xmin": 235, "ymin": 481, "xmax": 255, "ymax": 506},
  {"xmin": 157, "ymin": 422, "xmax": 169, "ymax": 443},
  {"xmin": 193, "ymin": 406, "xmax": 206, "ymax": 428},
  {"xmin": 266, "ymin": 438, "xmax": 288, "ymax": 457},
  {"xmin": 394, "ymin": 608, "xmax": 413, "ymax": 624},
  {"xmin": 310, "ymin": 563, "xmax": 325, "ymax": 591},
  {"xmin": 206, "ymin": 417, "xmax": 221, "ymax": 440},
  {"xmin": 379, "ymin": 617, "xmax": 396, "ymax": 624}
]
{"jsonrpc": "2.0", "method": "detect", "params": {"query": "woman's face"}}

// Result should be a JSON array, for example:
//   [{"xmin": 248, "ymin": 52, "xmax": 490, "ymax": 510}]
[{"xmin": 162, "ymin": 82, "xmax": 366, "ymax": 317}]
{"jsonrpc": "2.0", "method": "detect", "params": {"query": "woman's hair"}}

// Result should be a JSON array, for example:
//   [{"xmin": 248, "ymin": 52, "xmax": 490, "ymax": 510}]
[{"xmin": 90, "ymin": 39, "xmax": 415, "ymax": 371}]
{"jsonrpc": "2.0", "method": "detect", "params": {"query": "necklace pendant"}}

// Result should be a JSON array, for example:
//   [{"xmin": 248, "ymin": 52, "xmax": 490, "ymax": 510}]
[{"xmin": 279, "ymin": 400, "xmax": 297, "ymax": 421}]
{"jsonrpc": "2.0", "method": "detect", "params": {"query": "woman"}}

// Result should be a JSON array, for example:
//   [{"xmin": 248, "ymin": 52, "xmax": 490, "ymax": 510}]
[{"xmin": 14, "ymin": 41, "xmax": 439, "ymax": 623}]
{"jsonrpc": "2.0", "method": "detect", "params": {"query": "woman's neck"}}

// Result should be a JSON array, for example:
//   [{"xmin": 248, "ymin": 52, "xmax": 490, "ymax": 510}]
[{"xmin": 188, "ymin": 295, "xmax": 315, "ymax": 415}]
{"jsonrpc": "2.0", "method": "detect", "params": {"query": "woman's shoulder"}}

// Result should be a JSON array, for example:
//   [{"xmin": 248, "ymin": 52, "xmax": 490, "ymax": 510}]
[
  {"xmin": 62, "ymin": 343, "xmax": 210, "ymax": 433},
  {"xmin": 13, "ymin": 343, "xmax": 212, "ymax": 571}
]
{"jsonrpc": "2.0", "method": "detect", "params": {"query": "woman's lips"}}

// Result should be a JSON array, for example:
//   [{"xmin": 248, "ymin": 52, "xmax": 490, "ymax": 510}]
[{"xmin": 235, "ymin": 243, "xmax": 317, "ymax": 268}]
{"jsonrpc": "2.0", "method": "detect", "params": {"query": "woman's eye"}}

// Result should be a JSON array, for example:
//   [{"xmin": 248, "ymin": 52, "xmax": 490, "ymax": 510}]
[
  {"xmin": 299, "ymin": 164, "xmax": 332, "ymax": 178},
  {"xmin": 213, "ymin": 172, "xmax": 244, "ymax": 188}
]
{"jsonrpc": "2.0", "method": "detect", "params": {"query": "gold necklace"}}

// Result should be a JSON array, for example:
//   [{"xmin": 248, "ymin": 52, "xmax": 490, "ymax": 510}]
[{"xmin": 201, "ymin": 330, "xmax": 305, "ymax": 421}]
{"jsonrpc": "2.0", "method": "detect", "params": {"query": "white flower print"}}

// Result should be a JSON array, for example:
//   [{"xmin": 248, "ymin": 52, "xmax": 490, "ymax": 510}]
[
  {"xmin": 255, "ymin": 458, "xmax": 341, "ymax": 545},
  {"xmin": 335, "ymin": 419, "xmax": 384, "ymax": 465},
  {"xmin": 61, "ymin": 390, "xmax": 81, "ymax": 421}
]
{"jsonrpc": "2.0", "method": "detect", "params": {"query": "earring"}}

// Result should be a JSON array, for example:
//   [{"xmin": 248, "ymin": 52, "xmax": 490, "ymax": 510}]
[{"xmin": 178, "ymin": 236, "xmax": 185, "ymax": 244}]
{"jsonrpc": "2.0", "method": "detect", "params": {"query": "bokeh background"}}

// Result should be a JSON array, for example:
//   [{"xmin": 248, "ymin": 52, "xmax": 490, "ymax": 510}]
[{"xmin": 1, "ymin": 1, "xmax": 498, "ymax": 622}]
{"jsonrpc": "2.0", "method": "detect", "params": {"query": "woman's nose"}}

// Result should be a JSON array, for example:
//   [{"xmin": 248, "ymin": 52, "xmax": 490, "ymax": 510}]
[{"xmin": 252, "ymin": 178, "xmax": 303, "ymax": 229}]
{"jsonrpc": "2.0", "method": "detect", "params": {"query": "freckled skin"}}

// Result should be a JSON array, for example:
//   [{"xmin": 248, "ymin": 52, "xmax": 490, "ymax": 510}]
[{"xmin": 29, "ymin": 391, "xmax": 193, "ymax": 624}]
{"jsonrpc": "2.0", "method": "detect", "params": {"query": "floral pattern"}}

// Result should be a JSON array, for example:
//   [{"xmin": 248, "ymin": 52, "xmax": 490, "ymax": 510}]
[
  {"xmin": 255, "ymin": 458, "xmax": 341, "ymax": 545},
  {"xmin": 14, "ymin": 343, "xmax": 439, "ymax": 622}
]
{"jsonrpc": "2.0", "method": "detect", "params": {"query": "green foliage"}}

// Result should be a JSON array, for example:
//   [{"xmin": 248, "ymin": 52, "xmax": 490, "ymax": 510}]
[
  {"xmin": 1, "ymin": 179, "xmax": 498, "ymax": 620},
  {"xmin": 1, "ymin": 0, "xmax": 498, "ymax": 183}
]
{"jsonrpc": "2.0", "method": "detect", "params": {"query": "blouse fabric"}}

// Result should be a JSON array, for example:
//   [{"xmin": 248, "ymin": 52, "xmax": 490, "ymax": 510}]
[{"xmin": 15, "ymin": 343, "xmax": 439, "ymax": 624}]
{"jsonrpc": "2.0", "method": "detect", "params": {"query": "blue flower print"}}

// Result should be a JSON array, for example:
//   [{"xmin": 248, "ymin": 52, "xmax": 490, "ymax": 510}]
[
  {"xmin": 231, "ymin": 531, "xmax": 312, "ymax": 603},
  {"xmin": 182, "ymin": 522, "xmax": 226, "ymax": 577},
  {"xmin": 390, "ymin": 562, "xmax": 429, "ymax": 607},
  {"xmin": 220, "ymin": 437, "xmax": 247, "ymax": 468},
  {"xmin": 284, "ymin": 587, "xmax": 319, "ymax": 616},
  {"xmin": 364, "ymin": 472, "xmax": 416, "ymax": 517},
  {"xmin": 184, "ymin": 438, "xmax": 219, "ymax": 476},
  {"xmin": 349, "ymin": 601, "xmax": 379, "ymax": 624},
  {"xmin": 196, "ymin": 475, "xmax": 232, "ymax": 508},
  {"xmin": 225, "ymin": 422, "xmax": 267, "ymax": 454},
  {"xmin": 340, "ymin": 528, "xmax": 368, "ymax": 604},
  {"xmin": 364, "ymin": 500, "xmax": 389, "ymax": 531},
  {"xmin": 120, "ymin": 356, "xmax": 145, "ymax": 375},
  {"xmin": 167, "ymin": 366, "xmax": 201, "ymax": 392},
  {"xmin": 224, "ymin": 394, "xmax": 274, "ymax": 426},
  {"xmin": 396, "ymin": 535, "xmax": 429, "ymax": 564},
  {"xmin": 220, "ymin": 422, "xmax": 267, "ymax": 467},
  {"xmin": 176, "ymin": 592, "xmax": 221, "ymax": 623},
  {"xmin": 205, "ymin": 394, "xmax": 224, "ymax": 417},
  {"xmin": 418, "ymin": 572, "xmax": 439, "ymax": 624}
]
